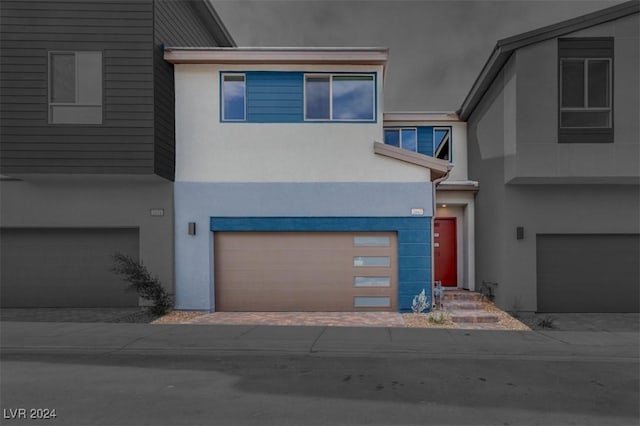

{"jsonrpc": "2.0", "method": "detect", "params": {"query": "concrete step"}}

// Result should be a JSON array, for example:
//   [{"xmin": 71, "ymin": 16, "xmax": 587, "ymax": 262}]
[
  {"xmin": 441, "ymin": 290, "xmax": 483, "ymax": 302},
  {"xmin": 445, "ymin": 301, "xmax": 483, "ymax": 310},
  {"xmin": 448, "ymin": 310, "xmax": 500, "ymax": 323}
]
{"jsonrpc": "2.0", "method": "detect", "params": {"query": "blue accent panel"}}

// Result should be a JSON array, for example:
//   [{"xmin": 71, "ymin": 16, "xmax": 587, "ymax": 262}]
[
  {"xmin": 417, "ymin": 126, "xmax": 433, "ymax": 157},
  {"xmin": 398, "ymin": 230, "xmax": 430, "ymax": 243},
  {"xmin": 399, "ymin": 256, "xmax": 429, "ymax": 270},
  {"xmin": 209, "ymin": 216, "xmax": 432, "ymax": 312},
  {"xmin": 399, "ymin": 268, "xmax": 429, "ymax": 283},
  {"xmin": 398, "ymin": 243, "xmax": 429, "ymax": 257},
  {"xmin": 246, "ymin": 71, "xmax": 304, "ymax": 123},
  {"xmin": 210, "ymin": 217, "xmax": 428, "ymax": 232}
]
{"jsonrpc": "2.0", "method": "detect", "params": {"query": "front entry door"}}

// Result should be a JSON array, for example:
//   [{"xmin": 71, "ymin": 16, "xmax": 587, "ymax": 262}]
[{"xmin": 434, "ymin": 218, "xmax": 457, "ymax": 287}]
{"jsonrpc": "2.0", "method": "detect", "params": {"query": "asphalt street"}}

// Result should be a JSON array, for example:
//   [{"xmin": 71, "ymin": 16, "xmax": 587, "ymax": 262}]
[{"xmin": 1, "ymin": 322, "xmax": 638, "ymax": 426}]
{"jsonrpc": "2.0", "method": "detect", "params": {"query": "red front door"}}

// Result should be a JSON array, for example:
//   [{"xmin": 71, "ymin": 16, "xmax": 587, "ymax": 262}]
[{"xmin": 434, "ymin": 218, "xmax": 457, "ymax": 287}]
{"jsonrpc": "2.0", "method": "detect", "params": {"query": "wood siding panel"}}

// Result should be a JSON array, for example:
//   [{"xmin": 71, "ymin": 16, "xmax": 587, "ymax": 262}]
[
  {"xmin": 245, "ymin": 72, "xmax": 304, "ymax": 123},
  {"xmin": 0, "ymin": 0, "xmax": 155, "ymax": 175}
]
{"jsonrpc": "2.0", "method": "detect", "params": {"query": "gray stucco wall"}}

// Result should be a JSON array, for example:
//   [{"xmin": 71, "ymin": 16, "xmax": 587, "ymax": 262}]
[
  {"xmin": 508, "ymin": 13, "xmax": 640, "ymax": 183},
  {"xmin": 467, "ymin": 15, "xmax": 640, "ymax": 311},
  {"xmin": 0, "ymin": 176, "xmax": 174, "ymax": 295}
]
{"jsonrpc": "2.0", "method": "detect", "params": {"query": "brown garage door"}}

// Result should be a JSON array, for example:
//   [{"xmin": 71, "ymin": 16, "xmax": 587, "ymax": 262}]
[{"xmin": 214, "ymin": 232, "xmax": 397, "ymax": 311}]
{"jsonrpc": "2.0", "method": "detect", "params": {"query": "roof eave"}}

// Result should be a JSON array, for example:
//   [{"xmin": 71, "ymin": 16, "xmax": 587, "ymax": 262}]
[
  {"xmin": 163, "ymin": 47, "xmax": 389, "ymax": 66},
  {"xmin": 373, "ymin": 142, "xmax": 451, "ymax": 180}
]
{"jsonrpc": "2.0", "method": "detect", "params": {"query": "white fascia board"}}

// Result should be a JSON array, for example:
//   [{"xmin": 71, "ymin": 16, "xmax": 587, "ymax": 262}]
[
  {"xmin": 164, "ymin": 47, "xmax": 389, "ymax": 67},
  {"xmin": 383, "ymin": 111, "xmax": 461, "ymax": 123}
]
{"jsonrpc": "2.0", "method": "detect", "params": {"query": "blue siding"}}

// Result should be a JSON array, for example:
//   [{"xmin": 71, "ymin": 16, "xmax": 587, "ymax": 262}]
[
  {"xmin": 210, "ymin": 216, "xmax": 432, "ymax": 312},
  {"xmin": 417, "ymin": 126, "xmax": 433, "ymax": 156},
  {"xmin": 246, "ymin": 71, "xmax": 303, "ymax": 123}
]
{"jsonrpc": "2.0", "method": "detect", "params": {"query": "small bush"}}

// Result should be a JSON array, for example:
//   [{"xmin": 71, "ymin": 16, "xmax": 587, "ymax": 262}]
[
  {"xmin": 428, "ymin": 312, "xmax": 448, "ymax": 325},
  {"xmin": 537, "ymin": 315, "xmax": 555, "ymax": 329},
  {"xmin": 112, "ymin": 252, "xmax": 172, "ymax": 316}
]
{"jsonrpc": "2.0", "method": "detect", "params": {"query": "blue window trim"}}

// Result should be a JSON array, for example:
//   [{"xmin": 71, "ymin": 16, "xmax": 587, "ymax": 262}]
[
  {"xmin": 303, "ymin": 72, "xmax": 378, "ymax": 123},
  {"xmin": 220, "ymin": 72, "xmax": 246, "ymax": 122},
  {"xmin": 219, "ymin": 71, "xmax": 378, "ymax": 124},
  {"xmin": 210, "ymin": 216, "xmax": 431, "ymax": 312}
]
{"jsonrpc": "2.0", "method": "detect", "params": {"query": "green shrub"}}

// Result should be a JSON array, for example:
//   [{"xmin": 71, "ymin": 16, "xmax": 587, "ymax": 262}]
[
  {"xmin": 428, "ymin": 312, "xmax": 449, "ymax": 325},
  {"xmin": 112, "ymin": 252, "xmax": 172, "ymax": 316}
]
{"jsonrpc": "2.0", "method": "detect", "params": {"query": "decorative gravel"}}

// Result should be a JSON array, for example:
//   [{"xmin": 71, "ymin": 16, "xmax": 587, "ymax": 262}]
[
  {"xmin": 151, "ymin": 310, "xmax": 207, "ymax": 324},
  {"xmin": 153, "ymin": 304, "xmax": 530, "ymax": 330},
  {"xmin": 402, "ymin": 312, "xmax": 457, "ymax": 328}
]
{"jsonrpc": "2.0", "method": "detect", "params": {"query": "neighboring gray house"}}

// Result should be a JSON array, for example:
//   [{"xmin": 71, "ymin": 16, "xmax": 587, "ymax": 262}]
[
  {"xmin": 460, "ymin": 0, "xmax": 639, "ymax": 313},
  {"xmin": 0, "ymin": 0, "xmax": 235, "ymax": 307}
]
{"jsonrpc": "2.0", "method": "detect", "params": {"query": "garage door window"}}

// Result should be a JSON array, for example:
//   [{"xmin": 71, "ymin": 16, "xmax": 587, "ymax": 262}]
[
  {"xmin": 354, "ymin": 276, "xmax": 390, "ymax": 287},
  {"xmin": 353, "ymin": 256, "xmax": 390, "ymax": 267},
  {"xmin": 353, "ymin": 236, "xmax": 390, "ymax": 246}
]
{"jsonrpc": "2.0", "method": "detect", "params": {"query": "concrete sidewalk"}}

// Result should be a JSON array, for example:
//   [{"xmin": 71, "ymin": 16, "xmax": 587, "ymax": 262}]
[{"xmin": 1, "ymin": 321, "xmax": 637, "ymax": 361}]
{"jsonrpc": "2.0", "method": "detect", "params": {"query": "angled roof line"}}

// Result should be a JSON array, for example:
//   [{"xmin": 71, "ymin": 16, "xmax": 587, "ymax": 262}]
[
  {"xmin": 193, "ymin": 0, "xmax": 237, "ymax": 47},
  {"xmin": 458, "ymin": 0, "xmax": 639, "ymax": 121}
]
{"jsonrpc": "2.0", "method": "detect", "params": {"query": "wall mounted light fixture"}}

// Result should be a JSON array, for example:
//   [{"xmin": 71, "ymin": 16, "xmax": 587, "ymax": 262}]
[
  {"xmin": 188, "ymin": 222, "xmax": 196, "ymax": 235},
  {"xmin": 516, "ymin": 226, "xmax": 524, "ymax": 240}
]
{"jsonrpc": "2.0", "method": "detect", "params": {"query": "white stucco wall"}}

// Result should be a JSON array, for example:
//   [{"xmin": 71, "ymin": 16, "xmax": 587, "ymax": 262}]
[{"xmin": 174, "ymin": 63, "xmax": 430, "ymax": 183}]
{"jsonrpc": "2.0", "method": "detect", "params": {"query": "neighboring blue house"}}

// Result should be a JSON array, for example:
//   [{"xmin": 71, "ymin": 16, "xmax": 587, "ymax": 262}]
[{"xmin": 166, "ymin": 47, "xmax": 450, "ymax": 312}]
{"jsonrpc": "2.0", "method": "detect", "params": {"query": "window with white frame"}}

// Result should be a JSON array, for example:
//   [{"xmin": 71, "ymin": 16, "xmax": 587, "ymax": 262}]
[
  {"xmin": 222, "ymin": 73, "xmax": 246, "ymax": 121},
  {"xmin": 558, "ymin": 38, "xmax": 613, "ymax": 143},
  {"xmin": 383, "ymin": 128, "xmax": 417, "ymax": 152},
  {"xmin": 305, "ymin": 74, "xmax": 375, "ymax": 121},
  {"xmin": 49, "ymin": 51, "xmax": 102, "ymax": 124}
]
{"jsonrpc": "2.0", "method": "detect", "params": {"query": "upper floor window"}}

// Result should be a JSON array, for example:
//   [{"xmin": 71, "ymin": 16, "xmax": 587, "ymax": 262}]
[
  {"xmin": 49, "ymin": 51, "xmax": 102, "ymax": 124},
  {"xmin": 305, "ymin": 74, "xmax": 375, "ymax": 121},
  {"xmin": 222, "ymin": 73, "xmax": 246, "ymax": 121},
  {"xmin": 558, "ymin": 38, "xmax": 613, "ymax": 143},
  {"xmin": 384, "ymin": 128, "xmax": 417, "ymax": 152},
  {"xmin": 434, "ymin": 127, "xmax": 451, "ymax": 162}
]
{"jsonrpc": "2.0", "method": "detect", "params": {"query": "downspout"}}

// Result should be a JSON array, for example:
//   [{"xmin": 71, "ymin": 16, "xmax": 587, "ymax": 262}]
[{"xmin": 431, "ymin": 167, "xmax": 452, "ymax": 309}]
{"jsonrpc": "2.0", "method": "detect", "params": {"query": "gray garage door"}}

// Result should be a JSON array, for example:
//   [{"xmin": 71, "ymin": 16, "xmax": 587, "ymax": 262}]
[
  {"xmin": 1, "ymin": 228, "xmax": 139, "ymax": 308},
  {"xmin": 537, "ymin": 234, "xmax": 639, "ymax": 313}
]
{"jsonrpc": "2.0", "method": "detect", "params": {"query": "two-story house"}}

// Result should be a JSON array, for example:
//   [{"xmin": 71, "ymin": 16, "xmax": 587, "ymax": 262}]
[
  {"xmin": 166, "ymin": 47, "xmax": 450, "ymax": 312},
  {"xmin": 460, "ymin": 0, "xmax": 639, "ymax": 313},
  {"xmin": 0, "ymin": 0, "xmax": 234, "ymax": 308}
]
